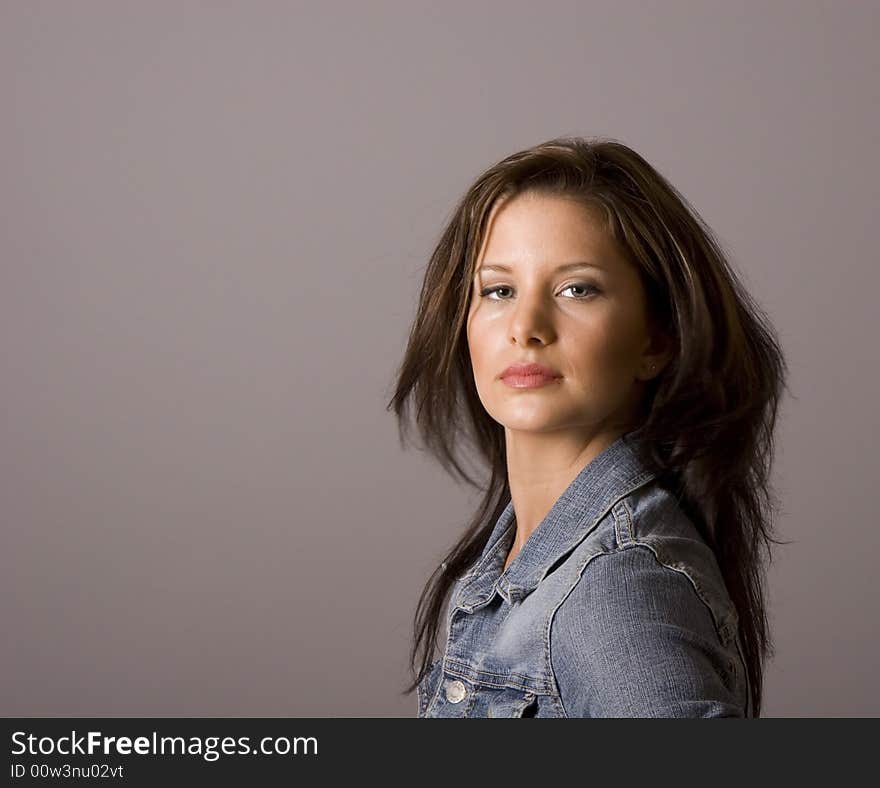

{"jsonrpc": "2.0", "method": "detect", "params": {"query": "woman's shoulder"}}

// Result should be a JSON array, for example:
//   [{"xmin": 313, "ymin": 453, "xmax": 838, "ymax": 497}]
[
  {"xmin": 549, "ymin": 539, "xmax": 747, "ymax": 716},
  {"xmin": 562, "ymin": 480, "xmax": 738, "ymax": 640},
  {"xmin": 613, "ymin": 481, "xmax": 737, "ymax": 637},
  {"xmin": 546, "ymin": 482, "xmax": 747, "ymax": 716}
]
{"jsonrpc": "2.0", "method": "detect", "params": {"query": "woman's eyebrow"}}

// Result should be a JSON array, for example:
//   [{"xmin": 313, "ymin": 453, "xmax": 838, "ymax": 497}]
[{"xmin": 478, "ymin": 261, "xmax": 605, "ymax": 274}]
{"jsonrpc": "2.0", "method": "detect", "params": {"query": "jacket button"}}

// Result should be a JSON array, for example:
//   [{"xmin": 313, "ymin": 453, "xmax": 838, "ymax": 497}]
[{"xmin": 445, "ymin": 680, "xmax": 467, "ymax": 704}]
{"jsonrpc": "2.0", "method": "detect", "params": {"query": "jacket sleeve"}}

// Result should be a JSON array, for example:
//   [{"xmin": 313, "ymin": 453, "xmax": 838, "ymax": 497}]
[{"xmin": 550, "ymin": 544, "xmax": 746, "ymax": 718}]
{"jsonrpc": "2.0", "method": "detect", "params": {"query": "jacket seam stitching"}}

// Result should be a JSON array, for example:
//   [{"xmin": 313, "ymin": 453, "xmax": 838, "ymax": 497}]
[
  {"xmin": 613, "ymin": 499, "xmax": 635, "ymax": 545},
  {"xmin": 624, "ymin": 540, "xmax": 728, "ymax": 643},
  {"xmin": 547, "ymin": 541, "xmax": 737, "ymax": 717},
  {"xmin": 547, "ymin": 547, "xmax": 618, "ymax": 718}
]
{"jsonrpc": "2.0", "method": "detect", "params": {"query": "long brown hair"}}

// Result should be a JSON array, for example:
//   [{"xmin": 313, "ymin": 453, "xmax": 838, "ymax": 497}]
[{"xmin": 386, "ymin": 135, "xmax": 790, "ymax": 717}]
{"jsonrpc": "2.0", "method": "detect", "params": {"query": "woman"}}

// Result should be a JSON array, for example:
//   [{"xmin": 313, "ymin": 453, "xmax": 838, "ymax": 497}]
[{"xmin": 387, "ymin": 136, "xmax": 789, "ymax": 718}]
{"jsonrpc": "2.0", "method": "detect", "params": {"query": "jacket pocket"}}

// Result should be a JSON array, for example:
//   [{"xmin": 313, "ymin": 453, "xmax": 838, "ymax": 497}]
[{"xmin": 485, "ymin": 686, "xmax": 538, "ymax": 718}]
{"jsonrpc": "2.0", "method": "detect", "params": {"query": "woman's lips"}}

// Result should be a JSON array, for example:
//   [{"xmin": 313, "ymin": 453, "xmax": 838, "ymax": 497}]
[
  {"xmin": 501, "ymin": 372, "xmax": 562, "ymax": 389},
  {"xmin": 500, "ymin": 362, "xmax": 562, "ymax": 388}
]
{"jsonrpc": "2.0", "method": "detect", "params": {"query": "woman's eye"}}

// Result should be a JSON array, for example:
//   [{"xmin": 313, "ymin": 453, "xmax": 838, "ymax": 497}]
[
  {"xmin": 479, "ymin": 285, "xmax": 513, "ymax": 300},
  {"xmin": 560, "ymin": 283, "xmax": 600, "ymax": 298},
  {"xmin": 479, "ymin": 283, "xmax": 599, "ymax": 300}
]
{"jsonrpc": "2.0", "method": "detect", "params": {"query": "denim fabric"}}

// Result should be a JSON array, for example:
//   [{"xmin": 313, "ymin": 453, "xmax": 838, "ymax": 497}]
[{"xmin": 417, "ymin": 432, "xmax": 751, "ymax": 718}]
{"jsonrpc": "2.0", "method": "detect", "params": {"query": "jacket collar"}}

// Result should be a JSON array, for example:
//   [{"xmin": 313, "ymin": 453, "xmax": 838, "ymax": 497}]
[{"xmin": 455, "ymin": 431, "xmax": 657, "ymax": 609}]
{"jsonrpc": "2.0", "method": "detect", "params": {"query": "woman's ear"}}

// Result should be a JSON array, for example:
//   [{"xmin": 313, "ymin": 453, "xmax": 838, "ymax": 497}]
[{"xmin": 637, "ymin": 328, "xmax": 675, "ymax": 382}]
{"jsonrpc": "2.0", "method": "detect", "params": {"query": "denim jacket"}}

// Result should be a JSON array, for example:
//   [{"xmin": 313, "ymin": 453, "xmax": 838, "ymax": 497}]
[{"xmin": 417, "ymin": 433, "xmax": 751, "ymax": 718}]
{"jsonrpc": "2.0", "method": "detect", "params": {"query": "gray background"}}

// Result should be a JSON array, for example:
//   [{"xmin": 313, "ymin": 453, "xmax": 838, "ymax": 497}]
[{"xmin": 2, "ymin": 1, "xmax": 877, "ymax": 717}]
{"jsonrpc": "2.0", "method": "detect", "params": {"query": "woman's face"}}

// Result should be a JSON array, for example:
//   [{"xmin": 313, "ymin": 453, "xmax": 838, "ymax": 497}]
[{"xmin": 466, "ymin": 190, "xmax": 667, "ymax": 438}]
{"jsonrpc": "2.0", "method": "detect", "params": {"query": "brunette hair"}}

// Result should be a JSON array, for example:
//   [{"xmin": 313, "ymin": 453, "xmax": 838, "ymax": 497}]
[{"xmin": 386, "ymin": 135, "xmax": 790, "ymax": 717}]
